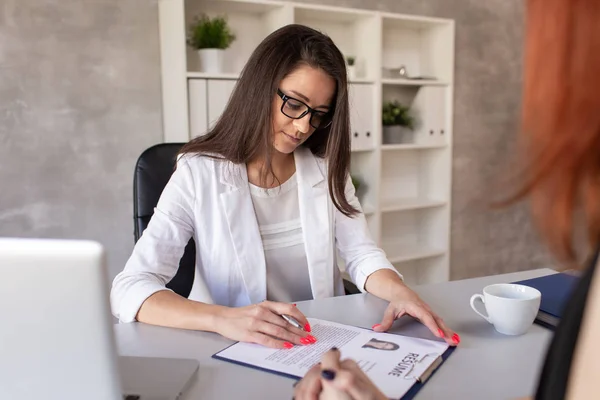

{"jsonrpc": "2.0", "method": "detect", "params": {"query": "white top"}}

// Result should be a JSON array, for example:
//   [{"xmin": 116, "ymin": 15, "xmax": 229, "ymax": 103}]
[
  {"xmin": 110, "ymin": 148, "xmax": 402, "ymax": 323},
  {"xmin": 248, "ymin": 173, "xmax": 313, "ymax": 303}
]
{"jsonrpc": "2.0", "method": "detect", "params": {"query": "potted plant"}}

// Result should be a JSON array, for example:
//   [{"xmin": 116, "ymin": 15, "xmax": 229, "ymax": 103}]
[
  {"xmin": 382, "ymin": 101, "xmax": 415, "ymax": 144},
  {"xmin": 187, "ymin": 14, "xmax": 236, "ymax": 73},
  {"xmin": 346, "ymin": 56, "xmax": 356, "ymax": 80}
]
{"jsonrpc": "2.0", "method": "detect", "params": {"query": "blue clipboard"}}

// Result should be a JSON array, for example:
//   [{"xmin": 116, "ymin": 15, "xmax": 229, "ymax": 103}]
[
  {"xmin": 212, "ymin": 342, "xmax": 456, "ymax": 399},
  {"xmin": 401, "ymin": 345, "xmax": 456, "ymax": 400}
]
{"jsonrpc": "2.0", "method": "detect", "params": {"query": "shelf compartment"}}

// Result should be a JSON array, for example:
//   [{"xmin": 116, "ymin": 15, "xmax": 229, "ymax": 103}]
[
  {"xmin": 382, "ymin": 85, "xmax": 448, "ymax": 147},
  {"xmin": 294, "ymin": 6, "xmax": 380, "ymax": 82},
  {"xmin": 380, "ymin": 207, "xmax": 449, "ymax": 266},
  {"xmin": 388, "ymin": 257, "xmax": 449, "ymax": 285},
  {"xmin": 381, "ymin": 198, "xmax": 446, "ymax": 213},
  {"xmin": 380, "ymin": 151, "xmax": 450, "ymax": 208},
  {"xmin": 382, "ymin": 243, "xmax": 445, "ymax": 264},
  {"xmin": 381, "ymin": 15, "xmax": 454, "ymax": 83},
  {"xmin": 185, "ymin": 0, "xmax": 292, "ymax": 74},
  {"xmin": 339, "ymin": 246, "xmax": 446, "ymax": 275}
]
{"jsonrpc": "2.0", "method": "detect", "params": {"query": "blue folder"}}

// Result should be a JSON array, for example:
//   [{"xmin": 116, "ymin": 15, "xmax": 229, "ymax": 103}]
[{"xmin": 513, "ymin": 272, "xmax": 579, "ymax": 329}]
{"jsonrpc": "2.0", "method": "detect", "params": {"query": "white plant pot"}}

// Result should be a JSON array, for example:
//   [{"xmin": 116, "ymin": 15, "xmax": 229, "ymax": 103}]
[
  {"xmin": 383, "ymin": 125, "xmax": 413, "ymax": 144},
  {"xmin": 347, "ymin": 65, "xmax": 357, "ymax": 80},
  {"xmin": 197, "ymin": 48, "xmax": 224, "ymax": 73}
]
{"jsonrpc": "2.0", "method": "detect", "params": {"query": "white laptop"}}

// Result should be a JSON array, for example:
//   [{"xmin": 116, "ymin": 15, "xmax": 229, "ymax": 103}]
[{"xmin": 0, "ymin": 238, "xmax": 199, "ymax": 400}]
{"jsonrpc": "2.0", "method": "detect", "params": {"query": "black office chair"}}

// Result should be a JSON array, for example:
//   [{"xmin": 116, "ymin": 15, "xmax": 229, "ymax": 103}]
[
  {"xmin": 133, "ymin": 143, "xmax": 195, "ymax": 297},
  {"xmin": 133, "ymin": 143, "xmax": 360, "ymax": 298}
]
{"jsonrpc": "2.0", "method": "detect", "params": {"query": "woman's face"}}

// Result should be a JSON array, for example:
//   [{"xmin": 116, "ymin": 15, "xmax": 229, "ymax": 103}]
[
  {"xmin": 371, "ymin": 341, "xmax": 396, "ymax": 350},
  {"xmin": 271, "ymin": 64, "xmax": 336, "ymax": 155}
]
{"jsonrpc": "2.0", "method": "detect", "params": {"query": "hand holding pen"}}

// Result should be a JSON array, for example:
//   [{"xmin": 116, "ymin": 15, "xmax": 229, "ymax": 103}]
[{"xmin": 215, "ymin": 301, "xmax": 317, "ymax": 349}]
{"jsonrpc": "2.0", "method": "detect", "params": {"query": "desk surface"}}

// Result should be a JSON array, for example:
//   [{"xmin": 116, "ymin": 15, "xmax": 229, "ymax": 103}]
[{"xmin": 114, "ymin": 268, "xmax": 555, "ymax": 400}]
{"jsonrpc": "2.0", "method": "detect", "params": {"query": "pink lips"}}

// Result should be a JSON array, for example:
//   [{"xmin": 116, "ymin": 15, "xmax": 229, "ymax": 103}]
[{"xmin": 283, "ymin": 132, "xmax": 301, "ymax": 142}]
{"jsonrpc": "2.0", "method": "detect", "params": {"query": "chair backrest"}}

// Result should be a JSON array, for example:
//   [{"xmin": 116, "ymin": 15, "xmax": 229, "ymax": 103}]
[{"xmin": 133, "ymin": 143, "xmax": 195, "ymax": 298}]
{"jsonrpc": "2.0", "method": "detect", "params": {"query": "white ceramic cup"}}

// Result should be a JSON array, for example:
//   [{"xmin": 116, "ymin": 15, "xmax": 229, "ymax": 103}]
[{"xmin": 470, "ymin": 283, "xmax": 541, "ymax": 335}]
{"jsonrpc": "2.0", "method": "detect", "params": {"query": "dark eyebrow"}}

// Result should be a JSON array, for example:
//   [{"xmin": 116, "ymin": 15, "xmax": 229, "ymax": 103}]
[{"xmin": 289, "ymin": 90, "xmax": 330, "ymax": 110}]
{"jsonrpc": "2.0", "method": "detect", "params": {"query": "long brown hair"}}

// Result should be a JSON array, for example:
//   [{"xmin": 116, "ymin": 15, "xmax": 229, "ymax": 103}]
[
  {"xmin": 180, "ymin": 24, "xmax": 357, "ymax": 217},
  {"xmin": 513, "ymin": 0, "xmax": 600, "ymax": 264}
]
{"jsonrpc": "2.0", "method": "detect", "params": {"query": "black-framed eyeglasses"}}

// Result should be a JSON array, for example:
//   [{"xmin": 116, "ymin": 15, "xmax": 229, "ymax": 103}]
[{"xmin": 277, "ymin": 89, "xmax": 333, "ymax": 129}]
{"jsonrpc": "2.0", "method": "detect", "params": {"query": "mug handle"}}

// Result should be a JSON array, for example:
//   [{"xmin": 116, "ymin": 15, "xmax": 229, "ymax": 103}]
[{"xmin": 470, "ymin": 294, "xmax": 492, "ymax": 323}]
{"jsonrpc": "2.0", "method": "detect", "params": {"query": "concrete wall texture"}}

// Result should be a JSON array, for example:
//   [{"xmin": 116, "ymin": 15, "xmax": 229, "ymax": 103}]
[
  {"xmin": 0, "ymin": 0, "xmax": 553, "ymax": 281},
  {"xmin": 0, "ymin": 0, "xmax": 163, "ymax": 278}
]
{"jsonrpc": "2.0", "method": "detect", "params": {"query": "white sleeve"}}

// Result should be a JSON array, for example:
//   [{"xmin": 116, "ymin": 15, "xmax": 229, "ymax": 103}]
[
  {"xmin": 110, "ymin": 156, "xmax": 196, "ymax": 323},
  {"xmin": 335, "ymin": 176, "xmax": 403, "ymax": 292}
]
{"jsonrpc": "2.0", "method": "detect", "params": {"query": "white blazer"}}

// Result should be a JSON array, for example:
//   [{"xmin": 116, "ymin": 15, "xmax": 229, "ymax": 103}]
[{"xmin": 111, "ymin": 147, "xmax": 401, "ymax": 323}]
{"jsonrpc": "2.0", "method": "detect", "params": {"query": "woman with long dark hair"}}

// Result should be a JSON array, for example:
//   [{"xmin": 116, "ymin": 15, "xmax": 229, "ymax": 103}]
[{"xmin": 111, "ymin": 24, "xmax": 459, "ymax": 350}]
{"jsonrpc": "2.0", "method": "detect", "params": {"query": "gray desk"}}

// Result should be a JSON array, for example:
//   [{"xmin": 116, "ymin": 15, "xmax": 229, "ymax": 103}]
[{"xmin": 114, "ymin": 268, "xmax": 555, "ymax": 400}]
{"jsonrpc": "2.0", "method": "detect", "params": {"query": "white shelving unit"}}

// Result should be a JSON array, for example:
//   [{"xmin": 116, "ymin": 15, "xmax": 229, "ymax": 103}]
[{"xmin": 158, "ymin": 0, "xmax": 455, "ymax": 285}]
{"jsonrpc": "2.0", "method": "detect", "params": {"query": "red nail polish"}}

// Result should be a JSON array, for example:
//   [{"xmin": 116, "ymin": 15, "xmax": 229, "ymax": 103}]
[
  {"xmin": 293, "ymin": 303, "xmax": 297, "ymax": 306},
  {"xmin": 372, "ymin": 324, "xmax": 381, "ymax": 330},
  {"xmin": 304, "ymin": 323, "xmax": 311, "ymax": 332},
  {"xmin": 307, "ymin": 335, "xmax": 317, "ymax": 343},
  {"xmin": 300, "ymin": 338, "xmax": 311, "ymax": 345},
  {"xmin": 452, "ymin": 334, "xmax": 460, "ymax": 344},
  {"xmin": 284, "ymin": 342, "xmax": 294, "ymax": 349},
  {"xmin": 438, "ymin": 329, "xmax": 444, "ymax": 338}
]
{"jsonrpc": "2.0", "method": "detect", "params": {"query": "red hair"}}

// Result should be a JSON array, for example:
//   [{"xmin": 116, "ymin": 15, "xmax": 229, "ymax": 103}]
[{"xmin": 516, "ymin": 0, "xmax": 600, "ymax": 265}]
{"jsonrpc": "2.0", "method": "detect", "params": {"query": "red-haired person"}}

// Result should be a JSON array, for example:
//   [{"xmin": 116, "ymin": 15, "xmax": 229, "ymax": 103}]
[{"xmin": 295, "ymin": 1, "xmax": 600, "ymax": 399}]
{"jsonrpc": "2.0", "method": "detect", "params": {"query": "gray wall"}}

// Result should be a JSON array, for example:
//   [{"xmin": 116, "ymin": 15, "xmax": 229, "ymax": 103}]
[
  {"xmin": 0, "ymin": 0, "xmax": 552, "ymax": 282},
  {"xmin": 0, "ymin": 0, "xmax": 162, "ymax": 278}
]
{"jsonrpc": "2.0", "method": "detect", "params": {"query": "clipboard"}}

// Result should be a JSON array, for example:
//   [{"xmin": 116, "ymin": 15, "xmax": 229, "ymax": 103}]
[
  {"xmin": 213, "ymin": 343, "xmax": 456, "ymax": 399},
  {"xmin": 401, "ymin": 345, "xmax": 456, "ymax": 400}
]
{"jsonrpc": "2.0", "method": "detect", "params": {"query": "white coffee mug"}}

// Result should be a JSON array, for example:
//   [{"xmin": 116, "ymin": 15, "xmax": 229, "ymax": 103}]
[{"xmin": 470, "ymin": 283, "xmax": 541, "ymax": 335}]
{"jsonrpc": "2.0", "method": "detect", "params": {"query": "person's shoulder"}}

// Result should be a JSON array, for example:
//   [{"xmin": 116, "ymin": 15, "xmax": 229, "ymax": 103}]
[
  {"xmin": 176, "ymin": 152, "xmax": 231, "ymax": 181},
  {"xmin": 178, "ymin": 151, "xmax": 227, "ymax": 168}
]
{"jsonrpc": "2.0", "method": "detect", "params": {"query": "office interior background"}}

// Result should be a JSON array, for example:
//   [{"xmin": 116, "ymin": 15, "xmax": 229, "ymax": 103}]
[{"xmin": 0, "ymin": 0, "xmax": 554, "ymax": 282}]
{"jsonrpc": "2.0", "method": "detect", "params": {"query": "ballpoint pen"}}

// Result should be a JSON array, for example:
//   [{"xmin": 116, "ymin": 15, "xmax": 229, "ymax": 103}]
[{"xmin": 281, "ymin": 314, "xmax": 303, "ymax": 330}]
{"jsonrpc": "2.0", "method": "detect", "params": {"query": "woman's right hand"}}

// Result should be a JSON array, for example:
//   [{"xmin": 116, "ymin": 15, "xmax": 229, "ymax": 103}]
[{"xmin": 214, "ymin": 301, "xmax": 317, "ymax": 349}]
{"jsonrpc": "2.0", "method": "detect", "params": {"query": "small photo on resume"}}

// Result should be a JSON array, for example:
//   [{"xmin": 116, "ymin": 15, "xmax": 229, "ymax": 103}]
[{"xmin": 361, "ymin": 338, "xmax": 400, "ymax": 351}]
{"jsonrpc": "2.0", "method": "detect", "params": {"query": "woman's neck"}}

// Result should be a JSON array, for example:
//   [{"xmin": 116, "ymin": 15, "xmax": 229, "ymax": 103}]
[{"xmin": 247, "ymin": 152, "xmax": 295, "ymax": 189}]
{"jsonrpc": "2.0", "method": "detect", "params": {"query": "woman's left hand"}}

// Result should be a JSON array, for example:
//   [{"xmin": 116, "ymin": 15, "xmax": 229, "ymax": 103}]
[
  {"xmin": 294, "ymin": 348, "xmax": 386, "ymax": 400},
  {"xmin": 372, "ymin": 286, "xmax": 460, "ymax": 346}
]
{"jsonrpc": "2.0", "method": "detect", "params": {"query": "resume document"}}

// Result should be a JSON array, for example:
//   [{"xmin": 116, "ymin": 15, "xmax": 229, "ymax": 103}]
[{"xmin": 214, "ymin": 318, "xmax": 450, "ymax": 399}]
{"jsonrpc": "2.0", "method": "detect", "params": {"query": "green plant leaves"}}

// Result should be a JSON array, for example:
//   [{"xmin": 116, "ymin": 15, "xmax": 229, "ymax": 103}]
[
  {"xmin": 351, "ymin": 175, "xmax": 361, "ymax": 191},
  {"xmin": 186, "ymin": 14, "xmax": 236, "ymax": 50},
  {"xmin": 382, "ymin": 100, "xmax": 414, "ymax": 128}
]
